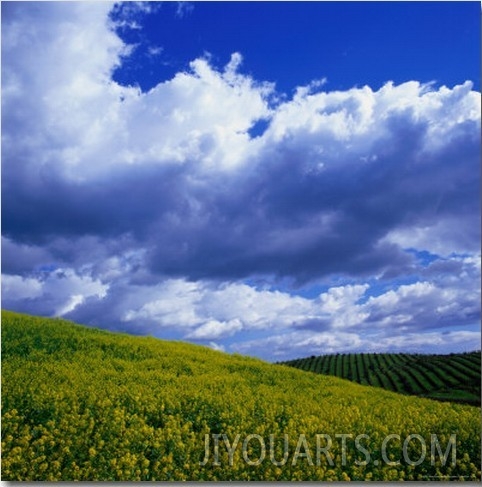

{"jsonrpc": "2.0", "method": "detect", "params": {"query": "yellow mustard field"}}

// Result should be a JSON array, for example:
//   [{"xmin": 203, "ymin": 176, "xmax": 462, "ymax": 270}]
[{"xmin": 1, "ymin": 310, "xmax": 480, "ymax": 481}]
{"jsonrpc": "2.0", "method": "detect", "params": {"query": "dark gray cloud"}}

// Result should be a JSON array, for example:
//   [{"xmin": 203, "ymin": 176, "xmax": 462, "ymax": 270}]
[{"xmin": 4, "ymin": 103, "xmax": 478, "ymax": 284}]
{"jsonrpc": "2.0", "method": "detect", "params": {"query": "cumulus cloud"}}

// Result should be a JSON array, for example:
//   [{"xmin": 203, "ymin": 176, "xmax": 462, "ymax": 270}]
[
  {"xmin": 186, "ymin": 319, "xmax": 243, "ymax": 340},
  {"xmin": 233, "ymin": 329, "xmax": 481, "ymax": 361},
  {"xmin": 2, "ymin": 268, "xmax": 108, "ymax": 317},
  {"xmin": 5, "ymin": 251, "xmax": 476, "ymax": 360},
  {"xmin": 117, "ymin": 280, "xmax": 314, "ymax": 337},
  {"xmin": 1, "ymin": 2, "xmax": 480, "ymax": 360}
]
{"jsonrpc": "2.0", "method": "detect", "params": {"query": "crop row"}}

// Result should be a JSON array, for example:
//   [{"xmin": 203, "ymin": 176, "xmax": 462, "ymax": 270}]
[{"xmin": 282, "ymin": 351, "xmax": 481, "ymax": 405}]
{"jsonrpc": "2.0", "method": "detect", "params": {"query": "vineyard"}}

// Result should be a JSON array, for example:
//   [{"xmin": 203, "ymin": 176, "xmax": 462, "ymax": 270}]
[
  {"xmin": 281, "ymin": 351, "xmax": 481, "ymax": 406},
  {"xmin": 1, "ymin": 310, "xmax": 481, "ymax": 481}
]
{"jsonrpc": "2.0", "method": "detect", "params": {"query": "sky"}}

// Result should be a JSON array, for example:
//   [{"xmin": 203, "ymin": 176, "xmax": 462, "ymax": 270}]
[{"xmin": 1, "ymin": 1, "xmax": 481, "ymax": 361}]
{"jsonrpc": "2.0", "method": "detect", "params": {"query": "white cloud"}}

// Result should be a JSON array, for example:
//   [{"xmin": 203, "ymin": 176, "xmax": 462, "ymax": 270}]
[
  {"xmin": 370, "ymin": 330, "xmax": 481, "ymax": 351},
  {"xmin": 263, "ymin": 79, "xmax": 480, "ymax": 167},
  {"xmin": 233, "ymin": 330, "xmax": 364, "ymax": 359},
  {"xmin": 384, "ymin": 216, "xmax": 481, "ymax": 257},
  {"xmin": 186, "ymin": 319, "xmax": 243, "ymax": 340},
  {"xmin": 56, "ymin": 294, "xmax": 86, "ymax": 317},
  {"xmin": 2, "ymin": 268, "xmax": 108, "ymax": 317},
  {"xmin": 233, "ymin": 328, "xmax": 480, "ymax": 361},
  {"xmin": 147, "ymin": 45, "xmax": 163, "ymax": 57},
  {"xmin": 3, "ymin": 3, "xmax": 273, "ymax": 181},
  {"xmin": 207, "ymin": 341, "xmax": 226, "ymax": 353},
  {"xmin": 116, "ymin": 53, "xmax": 273, "ymax": 170},
  {"xmin": 97, "ymin": 252, "xmax": 479, "ymax": 352},
  {"xmin": 198, "ymin": 283, "xmax": 312, "ymax": 329},
  {"xmin": 8, "ymin": 0, "xmax": 478, "ymax": 184},
  {"xmin": 123, "ymin": 280, "xmax": 202, "ymax": 328},
  {"xmin": 319, "ymin": 284, "xmax": 368, "ymax": 313},
  {"xmin": 2, "ymin": 252, "xmax": 479, "ymax": 359},
  {"xmin": 175, "ymin": 2, "xmax": 194, "ymax": 19},
  {"xmin": 1, "ymin": 275, "xmax": 43, "ymax": 301},
  {"xmin": 122, "ymin": 280, "xmax": 313, "ymax": 332}
]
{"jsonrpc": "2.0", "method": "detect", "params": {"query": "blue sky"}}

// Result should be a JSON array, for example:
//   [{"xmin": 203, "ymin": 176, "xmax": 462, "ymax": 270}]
[
  {"xmin": 112, "ymin": 2, "xmax": 481, "ymax": 93},
  {"xmin": 2, "ymin": 1, "xmax": 481, "ymax": 361}
]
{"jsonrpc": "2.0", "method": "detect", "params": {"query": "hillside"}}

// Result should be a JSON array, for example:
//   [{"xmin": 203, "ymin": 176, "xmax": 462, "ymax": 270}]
[
  {"xmin": 281, "ymin": 352, "xmax": 481, "ymax": 406},
  {"xmin": 1, "ymin": 310, "xmax": 480, "ymax": 481}
]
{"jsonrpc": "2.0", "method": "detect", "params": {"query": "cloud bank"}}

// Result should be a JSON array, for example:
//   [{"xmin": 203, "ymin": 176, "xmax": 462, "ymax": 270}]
[{"xmin": 2, "ymin": 2, "xmax": 480, "ymax": 360}]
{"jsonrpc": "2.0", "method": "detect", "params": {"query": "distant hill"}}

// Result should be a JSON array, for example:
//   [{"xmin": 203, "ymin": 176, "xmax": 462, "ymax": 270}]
[
  {"xmin": 1, "ymin": 310, "xmax": 480, "ymax": 481},
  {"xmin": 280, "ymin": 351, "xmax": 481, "ymax": 405}
]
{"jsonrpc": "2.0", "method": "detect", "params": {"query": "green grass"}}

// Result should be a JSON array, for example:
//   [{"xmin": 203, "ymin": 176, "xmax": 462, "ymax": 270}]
[
  {"xmin": 1, "ymin": 310, "xmax": 481, "ymax": 481},
  {"xmin": 281, "ymin": 351, "xmax": 481, "ymax": 406}
]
